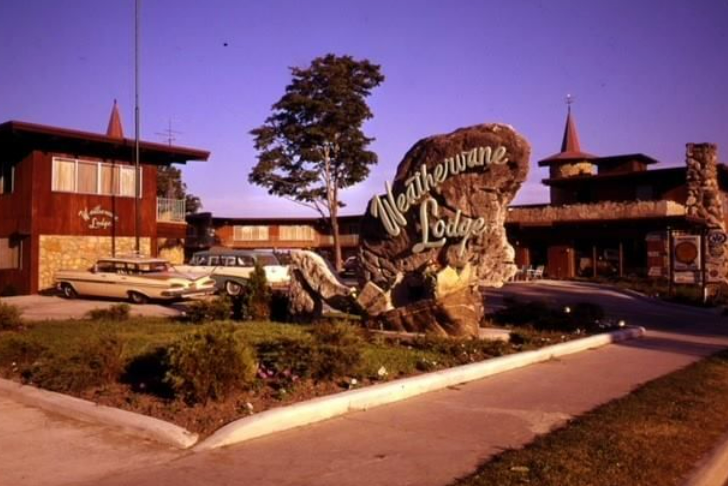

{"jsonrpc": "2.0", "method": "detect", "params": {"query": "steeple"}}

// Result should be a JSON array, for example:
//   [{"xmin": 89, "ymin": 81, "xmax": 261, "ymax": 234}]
[
  {"xmin": 560, "ymin": 99, "xmax": 582, "ymax": 154},
  {"xmin": 106, "ymin": 100, "xmax": 124, "ymax": 139},
  {"xmin": 538, "ymin": 96, "xmax": 595, "ymax": 166}
]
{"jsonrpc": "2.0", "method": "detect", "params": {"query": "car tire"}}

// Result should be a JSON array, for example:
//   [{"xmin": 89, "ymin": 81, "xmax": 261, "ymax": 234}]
[
  {"xmin": 225, "ymin": 281, "xmax": 244, "ymax": 297},
  {"xmin": 60, "ymin": 283, "xmax": 77, "ymax": 299},
  {"xmin": 128, "ymin": 291, "xmax": 149, "ymax": 305}
]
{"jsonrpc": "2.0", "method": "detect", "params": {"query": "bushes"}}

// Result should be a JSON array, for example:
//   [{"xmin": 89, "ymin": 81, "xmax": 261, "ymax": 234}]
[
  {"xmin": 24, "ymin": 334, "xmax": 125, "ymax": 393},
  {"xmin": 86, "ymin": 304, "xmax": 131, "ymax": 322},
  {"xmin": 165, "ymin": 324, "xmax": 257, "ymax": 404},
  {"xmin": 256, "ymin": 321, "xmax": 364, "ymax": 383},
  {"xmin": 247, "ymin": 263, "xmax": 271, "ymax": 321},
  {"xmin": 0, "ymin": 301, "xmax": 23, "ymax": 331},
  {"xmin": 185, "ymin": 296, "xmax": 232, "ymax": 323},
  {"xmin": 493, "ymin": 299, "xmax": 607, "ymax": 333}
]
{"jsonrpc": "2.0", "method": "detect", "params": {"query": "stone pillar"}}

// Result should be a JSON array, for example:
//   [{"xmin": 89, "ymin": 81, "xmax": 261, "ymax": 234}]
[{"xmin": 685, "ymin": 143, "xmax": 727, "ymax": 284}]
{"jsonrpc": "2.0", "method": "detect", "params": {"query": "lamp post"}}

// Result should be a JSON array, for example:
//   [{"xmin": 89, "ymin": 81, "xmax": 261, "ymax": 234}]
[{"xmin": 134, "ymin": 0, "xmax": 141, "ymax": 255}]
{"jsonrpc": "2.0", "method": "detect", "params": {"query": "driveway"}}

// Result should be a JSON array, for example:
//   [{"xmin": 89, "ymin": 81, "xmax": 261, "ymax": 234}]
[{"xmin": 0, "ymin": 295, "xmax": 183, "ymax": 321}]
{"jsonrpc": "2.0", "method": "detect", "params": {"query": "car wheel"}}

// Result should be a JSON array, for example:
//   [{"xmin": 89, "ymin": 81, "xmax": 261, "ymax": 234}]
[
  {"xmin": 128, "ymin": 291, "xmax": 149, "ymax": 305},
  {"xmin": 225, "ymin": 281, "xmax": 244, "ymax": 297},
  {"xmin": 60, "ymin": 283, "xmax": 77, "ymax": 299}
]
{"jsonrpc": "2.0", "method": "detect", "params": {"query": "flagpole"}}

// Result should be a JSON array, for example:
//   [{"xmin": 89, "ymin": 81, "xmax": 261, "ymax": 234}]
[{"xmin": 134, "ymin": 0, "xmax": 141, "ymax": 255}]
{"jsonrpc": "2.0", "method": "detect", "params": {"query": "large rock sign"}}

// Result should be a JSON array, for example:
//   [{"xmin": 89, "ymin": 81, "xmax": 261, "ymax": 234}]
[{"xmin": 358, "ymin": 123, "xmax": 530, "ymax": 337}]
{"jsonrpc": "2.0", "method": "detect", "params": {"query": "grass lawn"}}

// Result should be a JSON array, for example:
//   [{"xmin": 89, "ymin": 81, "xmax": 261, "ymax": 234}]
[
  {"xmin": 452, "ymin": 350, "xmax": 728, "ymax": 486},
  {"xmin": 0, "ymin": 316, "xmax": 574, "ymax": 436}
]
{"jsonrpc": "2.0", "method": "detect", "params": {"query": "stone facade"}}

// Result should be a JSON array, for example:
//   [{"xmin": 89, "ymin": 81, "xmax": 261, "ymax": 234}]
[
  {"xmin": 685, "ymin": 143, "xmax": 727, "ymax": 284},
  {"xmin": 549, "ymin": 161, "xmax": 595, "ymax": 179},
  {"xmin": 508, "ymin": 200, "xmax": 687, "ymax": 225},
  {"xmin": 157, "ymin": 238, "xmax": 185, "ymax": 265},
  {"xmin": 38, "ymin": 235, "xmax": 151, "ymax": 290}
]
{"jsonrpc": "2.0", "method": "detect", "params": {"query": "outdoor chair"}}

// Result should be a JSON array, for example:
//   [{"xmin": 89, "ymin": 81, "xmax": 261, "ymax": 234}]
[{"xmin": 527, "ymin": 265, "xmax": 544, "ymax": 280}]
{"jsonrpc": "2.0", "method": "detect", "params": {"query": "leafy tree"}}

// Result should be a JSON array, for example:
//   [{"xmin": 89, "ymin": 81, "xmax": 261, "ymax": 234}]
[
  {"xmin": 157, "ymin": 166, "xmax": 202, "ymax": 214},
  {"xmin": 249, "ymin": 54, "xmax": 384, "ymax": 270}
]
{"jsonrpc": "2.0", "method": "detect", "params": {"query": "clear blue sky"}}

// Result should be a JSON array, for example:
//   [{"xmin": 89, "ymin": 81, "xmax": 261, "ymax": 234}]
[{"xmin": 1, "ymin": 1, "xmax": 726, "ymax": 216}]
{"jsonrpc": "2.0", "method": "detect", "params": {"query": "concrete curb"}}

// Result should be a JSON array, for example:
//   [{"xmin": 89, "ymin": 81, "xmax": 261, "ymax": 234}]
[
  {"xmin": 0, "ymin": 378, "xmax": 198, "ymax": 449},
  {"xmin": 195, "ymin": 325, "xmax": 646, "ymax": 451},
  {"xmin": 683, "ymin": 430, "xmax": 728, "ymax": 486}
]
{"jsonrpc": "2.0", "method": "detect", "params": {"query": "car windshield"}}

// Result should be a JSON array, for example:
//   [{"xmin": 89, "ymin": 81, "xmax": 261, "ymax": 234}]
[
  {"xmin": 136, "ymin": 262, "xmax": 171, "ymax": 273},
  {"xmin": 256, "ymin": 254, "xmax": 279, "ymax": 266}
]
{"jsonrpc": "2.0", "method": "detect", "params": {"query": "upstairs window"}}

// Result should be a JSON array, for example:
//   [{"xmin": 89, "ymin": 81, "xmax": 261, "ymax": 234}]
[
  {"xmin": 52, "ymin": 157, "xmax": 141, "ymax": 197},
  {"xmin": 0, "ymin": 162, "xmax": 14, "ymax": 195},
  {"xmin": 279, "ymin": 225, "xmax": 315, "ymax": 241},
  {"xmin": 233, "ymin": 225, "xmax": 269, "ymax": 241}
]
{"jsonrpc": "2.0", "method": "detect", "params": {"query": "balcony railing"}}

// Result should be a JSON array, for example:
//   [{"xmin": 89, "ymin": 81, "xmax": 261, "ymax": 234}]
[{"xmin": 157, "ymin": 198, "xmax": 186, "ymax": 223}]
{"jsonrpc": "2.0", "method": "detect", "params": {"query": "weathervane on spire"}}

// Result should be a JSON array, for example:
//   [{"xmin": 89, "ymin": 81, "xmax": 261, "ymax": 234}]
[{"xmin": 565, "ymin": 93, "xmax": 575, "ymax": 113}]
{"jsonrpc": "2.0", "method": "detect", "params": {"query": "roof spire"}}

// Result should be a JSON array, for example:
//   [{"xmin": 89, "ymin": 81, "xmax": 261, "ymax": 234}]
[
  {"xmin": 560, "ymin": 95, "xmax": 581, "ymax": 153},
  {"xmin": 106, "ymin": 100, "xmax": 124, "ymax": 139}
]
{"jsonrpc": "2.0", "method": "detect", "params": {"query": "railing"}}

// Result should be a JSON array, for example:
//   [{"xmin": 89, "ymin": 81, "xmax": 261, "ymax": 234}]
[{"xmin": 157, "ymin": 198, "xmax": 186, "ymax": 223}]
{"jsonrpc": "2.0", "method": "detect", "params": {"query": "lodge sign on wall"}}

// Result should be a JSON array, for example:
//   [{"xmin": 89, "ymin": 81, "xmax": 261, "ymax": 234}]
[{"xmin": 78, "ymin": 206, "xmax": 118, "ymax": 230}]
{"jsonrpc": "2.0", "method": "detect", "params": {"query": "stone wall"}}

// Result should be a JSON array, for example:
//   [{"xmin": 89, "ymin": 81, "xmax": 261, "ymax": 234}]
[
  {"xmin": 685, "ymin": 143, "xmax": 727, "ymax": 284},
  {"xmin": 157, "ymin": 238, "xmax": 185, "ymax": 265},
  {"xmin": 550, "ymin": 161, "xmax": 595, "ymax": 179},
  {"xmin": 39, "ymin": 235, "xmax": 151, "ymax": 290},
  {"xmin": 508, "ymin": 200, "xmax": 687, "ymax": 225}
]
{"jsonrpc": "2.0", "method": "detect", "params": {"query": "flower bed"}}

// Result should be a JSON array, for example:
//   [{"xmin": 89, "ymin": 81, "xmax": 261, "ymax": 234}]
[{"xmin": 0, "ymin": 303, "xmax": 611, "ymax": 437}]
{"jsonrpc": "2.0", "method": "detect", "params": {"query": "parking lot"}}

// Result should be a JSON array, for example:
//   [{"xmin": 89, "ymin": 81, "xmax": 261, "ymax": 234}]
[{"xmin": 1, "ymin": 295, "xmax": 184, "ymax": 321}]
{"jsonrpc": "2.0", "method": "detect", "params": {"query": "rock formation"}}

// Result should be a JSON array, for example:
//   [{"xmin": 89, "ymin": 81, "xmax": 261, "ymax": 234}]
[
  {"xmin": 358, "ymin": 123, "xmax": 530, "ymax": 337},
  {"xmin": 287, "ymin": 250, "xmax": 356, "ymax": 319}
]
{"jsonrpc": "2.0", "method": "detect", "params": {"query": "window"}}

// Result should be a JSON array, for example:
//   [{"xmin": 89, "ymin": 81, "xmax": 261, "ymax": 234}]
[
  {"xmin": 233, "ymin": 225, "xmax": 269, "ymax": 241},
  {"xmin": 279, "ymin": 225, "xmax": 315, "ymax": 241},
  {"xmin": 52, "ymin": 157, "xmax": 141, "ymax": 197},
  {"xmin": 636, "ymin": 185, "xmax": 654, "ymax": 201},
  {"xmin": 52, "ymin": 158, "xmax": 76, "ymax": 192},
  {"xmin": 0, "ymin": 162, "xmax": 14, "ymax": 194},
  {"xmin": 0, "ymin": 238, "xmax": 21, "ymax": 270}
]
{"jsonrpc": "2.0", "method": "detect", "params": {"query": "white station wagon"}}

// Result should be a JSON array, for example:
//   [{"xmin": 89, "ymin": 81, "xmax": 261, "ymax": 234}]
[
  {"xmin": 55, "ymin": 256, "xmax": 217, "ymax": 304},
  {"xmin": 176, "ymin": 249, "xmax": 290, "ymax": 296}
]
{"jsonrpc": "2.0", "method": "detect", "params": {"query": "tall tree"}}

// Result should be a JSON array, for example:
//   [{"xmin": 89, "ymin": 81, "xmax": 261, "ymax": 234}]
[
  {"xmin": 157, "ymin": 166, "xmax": 202, "ymax": 214},
  {"xmin": 249, "ymin": 54, "xmax": 384, "ymax": 271}
]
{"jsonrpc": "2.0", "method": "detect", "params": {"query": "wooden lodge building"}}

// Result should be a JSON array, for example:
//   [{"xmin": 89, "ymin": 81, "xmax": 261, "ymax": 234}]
[
  {"xmin": 186, "ymin": 213, "xmax": 362, "ymax": 262},
  {"xmin": 0, "ymin": 102, "xmax": 209, "ymax": 295},
  {"xmin": 506, "ymin": 109, "xmax": 726, "ymax": 280}
]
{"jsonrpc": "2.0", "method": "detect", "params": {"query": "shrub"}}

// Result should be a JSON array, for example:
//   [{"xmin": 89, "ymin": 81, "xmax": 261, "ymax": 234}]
[
  {"xmin": 0, "ymin": 301, "xmax": 23, "ymax": 331},
  {"xmin": 24, "ymin": 334, "xmax": 125, "ymax": 393},
  {"xmin": 86, "ymin": 304, "xmax": 131, "ymax": 322},
  {"xmin": 122, "ymin": 346, "xmax": 173, "ymax": 397},
  {"xmin": 570, "ymin": 302, "xmax": 605, "ymax": 327},
  {"xmin": 309, "ymin": 322, "xmax": 364, "ymax": 380},
  {"xmin": 410, "ymin": 335, "xmax": 508, "ymax": 366},
  {"xmin": 165, "ymin": 324, "xmax": 257, "ymax": 404},
  {"xmin": 185, "ymin": 296, "xmax": 232, "ymax": 323},
  {"xmin": 0, "ymin": 335, "xmax": 46, "ymax": 368},
  {"xmin": 269, "ymin": 290, "xmax": 291, "ymax": 322},
  {"xmin": 248, "ymin": 263, "xmax": 271, "ymax": 321},
  {"xmin": 255, "ymin": 322, "xmax": 365, "ymax": 383}
]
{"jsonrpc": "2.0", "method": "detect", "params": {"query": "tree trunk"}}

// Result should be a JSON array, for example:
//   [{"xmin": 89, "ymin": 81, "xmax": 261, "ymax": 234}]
[{"xmin": 330, "ymin": 205, "xmax": 343, "ymax": 272}]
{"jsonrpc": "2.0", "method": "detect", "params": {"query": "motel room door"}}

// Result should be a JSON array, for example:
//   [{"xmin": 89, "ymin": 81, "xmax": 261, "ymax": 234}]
[{"xmin": 547, "ymin": 245, "xmax": 575, "ymax": 279}]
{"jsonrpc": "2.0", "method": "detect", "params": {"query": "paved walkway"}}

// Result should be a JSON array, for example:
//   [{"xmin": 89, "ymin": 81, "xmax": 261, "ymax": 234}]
[
  {"xmin": 0, "ymin": 396, "xmax": 177, "ymax": 486},
  {"xmin": 3, "ymin": 281, "xmax": 728, "ymax": 486},
  {"xmin": 1, "ymin": 295, "xmax": 181, "ymax": 321}
]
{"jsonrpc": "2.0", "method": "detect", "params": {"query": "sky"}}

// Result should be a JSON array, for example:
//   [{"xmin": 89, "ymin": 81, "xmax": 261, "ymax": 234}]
[{"xmin": 1, "ymin": 0, "xmax": 727, "ymax": 217}]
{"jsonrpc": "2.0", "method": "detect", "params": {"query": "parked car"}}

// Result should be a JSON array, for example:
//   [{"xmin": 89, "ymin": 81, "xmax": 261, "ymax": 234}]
[
  {"xmin": 54, "ymin": 256, "xmax": 217, "ymax": 304},
  {"xmin": 340, "ymin": 256, "xmax": 360, "ymax": 278},
  {"xmin": 176, "ymin": 249, "xmax": 290, "ymax": 296}
]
